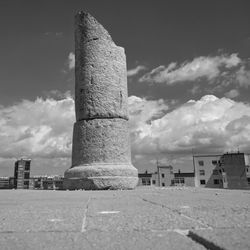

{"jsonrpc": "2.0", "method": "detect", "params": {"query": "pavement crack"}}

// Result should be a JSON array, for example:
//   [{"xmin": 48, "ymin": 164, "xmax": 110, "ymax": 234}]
[
  {"xmin": 140, "ymin": 197, "xmax": 212, "ymax": 230},
  {"xmin": 187, "ymin": 230, "xmax": 226, "ymax": 250},
  {"xmin": 81, "ymin": 197, "xmax": 91, "ymax": 233}
]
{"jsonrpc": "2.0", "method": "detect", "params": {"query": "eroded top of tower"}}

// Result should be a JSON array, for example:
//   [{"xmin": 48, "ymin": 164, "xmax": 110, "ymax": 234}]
[{"xmin": 75, "ymin": 11, "xmax": 113, "ymax": 44}]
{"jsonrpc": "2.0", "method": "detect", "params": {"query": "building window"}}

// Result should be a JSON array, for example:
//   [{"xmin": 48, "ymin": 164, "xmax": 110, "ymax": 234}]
[
  {"xmin": 200, "ymin": 180, "xmax": 206, "ymax": 185},
  {"xmin": 161, "ymin": 173, "xmax": 165, "ymax": 178},
  {"xmin": 213, "ymin": 170, "xmax": 219, "ymax": 175},
  {"xmin": 212, "ymin": 160, "xmax": 217, "ymax": 165},
  {"xmin": 199, "ymin": 170, "xmax": 205, "ymax": 176},
  {"xmin": 25, "ymin": 163, "xmax": 30, "ymax": 171},
  {"xmin": 24, "ymin": 181, "xmax": 29, "ymax": 186},
  {"xmin": 142, "ymin": 178, "xmax": 150, "ymax": 186},
  {"xmin": 214, "ymin": 179, "xmax": 220, "ymax": 185},
  {"xmin": 172, "ymin": 178, "xmax": 185, "ymax": 186},
  {"xmin": 247, "ymin": 178, "xmax": 250, "ymax": 185},
  {"xmin": 152, "ymin": 180, "xmax": 156, "ymax": 185},
  {"xmin": 198, "ymin": 161, "xmax": 204, "ymax": 166},
  {"xmin": 162, "ymin": 183, "xmax": 165, "ymax": 187},
  {"xmin": 24, "ymin": 173, "xmax": 30, "ymax": 179}
]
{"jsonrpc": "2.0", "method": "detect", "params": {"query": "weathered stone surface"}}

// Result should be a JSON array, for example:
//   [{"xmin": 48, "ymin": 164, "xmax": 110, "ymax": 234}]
[
  {"xmin": 64, "ymin": 11, "xmax": 138, "ymax": 190},
  {"xmin": 75, "ymin": 11, "xmax": 128, "ymax": 121},
  {"xmin": 2, "ymin": 188, "xmax": 249, "ymax": 249},
  {"xmin": 71, "ymin": 119, "xmax": 131, "ymax": 166},
  {"xmin": 63, "ymin": 174, "xmax": 138, "ymax": 190}
]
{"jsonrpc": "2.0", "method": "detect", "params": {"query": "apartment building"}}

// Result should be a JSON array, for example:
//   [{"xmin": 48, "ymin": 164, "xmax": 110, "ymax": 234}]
[
  {"xmin": 14, "ymin": 158, "xmax": 31, "ymax": 189},
  {"xmin": 157, "ymin": 165, "xmax": 174, "ymax": 187},
  {"xmin": 193, "ymin": 152, "xmax": 249, "ymax": 189}
]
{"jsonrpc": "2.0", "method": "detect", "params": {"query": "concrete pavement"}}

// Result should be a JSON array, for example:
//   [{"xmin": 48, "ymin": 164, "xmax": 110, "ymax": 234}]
[{"xmin": 0, "ymin": 187, "xmax": 249, "ymax": 249}]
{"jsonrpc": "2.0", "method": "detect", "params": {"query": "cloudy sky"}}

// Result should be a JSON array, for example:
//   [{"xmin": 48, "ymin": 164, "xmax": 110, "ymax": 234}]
[{"xmin": 0, "ymin": 0, "xmax": 250, "ymax": 176}]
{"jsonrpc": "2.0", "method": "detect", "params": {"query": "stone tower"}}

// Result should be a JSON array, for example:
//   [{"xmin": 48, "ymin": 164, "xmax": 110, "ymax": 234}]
[{"xmin": 64, "ymin": 12, "xmax": 138, "ymax": 190}]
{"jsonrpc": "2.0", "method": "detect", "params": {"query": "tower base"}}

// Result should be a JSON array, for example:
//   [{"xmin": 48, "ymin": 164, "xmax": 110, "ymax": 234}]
[{"xmin": 64, "ymin": 164, "xmax": 138, "ymax": 190}]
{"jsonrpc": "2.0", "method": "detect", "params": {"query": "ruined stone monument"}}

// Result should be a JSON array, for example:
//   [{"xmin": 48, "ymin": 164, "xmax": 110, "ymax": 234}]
[{"xmin": 64, "ymin": 12, "xmax": 138, "ymax": 190}]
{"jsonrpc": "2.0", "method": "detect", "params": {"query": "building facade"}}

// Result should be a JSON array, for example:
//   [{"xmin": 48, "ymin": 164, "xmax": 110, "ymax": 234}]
[
  {"xmin": 157, "ymin": 165, "xmax": 174, "ymax": 187},
  {"xmin": 14, "ymin": 158, "xmax": 31, "ymax": 189},
  {"xmin": 172, "ymin": 172, "xmax": 195, "ymax": 186},
  {"xmin": 138, "ymin": 172, "xmax": 152, "ymax": 186},
  {"xmin": 193, "ymin": 152, "xmax": 249, "ymax": 189},
  {"xmin": 32, "ymin": 176, "xmax": 65, "ymax": 190},
  {"xmin": 243, "ymin": 154, "xmax": 250, "ymax": 185},
  {"xmin": 0, "ymin": 177, "xmax": 14, "ymax": 189},
  {"xmin": 193, "ymin": 154, "xmax": 222, "ymax": 188},
  {"xmin": 138, "ymin": 166, "xmax": 195, "ymax": 187}
]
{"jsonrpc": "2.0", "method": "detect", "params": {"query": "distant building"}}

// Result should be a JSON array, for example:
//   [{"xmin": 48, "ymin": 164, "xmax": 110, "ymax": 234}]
[
  {"xmin": 32, "ymin": 175, "xmax": 64, "ymax": 190},
  {"xmin": 138, "ymin": 171, "xmax": 152, "ymax": 186},
  {"xmin": 14, "ymin": 158, "xmax": 31, "ymax": 189},
  {"xmin": 193, "ymin": 152, "xmax": 249, "ymax": 189},
  {"xmin": 245, "ymin": 155, "xmax": 250, "ymax": 185},
  {"xmin": 172, "ymin": 171, "xmax": 195, "ymax": 187},
  {"xmin": 0, "ymin": 177, "xmax": 14, "ymax": 189},
  {"xmin": 246, "ymin": 165, "xmax": 250, "ymax": 185},
  {"xmin": 151, "ymin": 172, "xmax": 158, "ymax": 186},
  {"xmin": 138, "ymin": 165, "xmax": 195, "ymax": 187},
  {"xmin": 157, "ymin": 165, "xmax": 174, "ymax": 187},
  {"xmin": 28, "ymin": 178, "xmax": 35, "ymax": 189}
]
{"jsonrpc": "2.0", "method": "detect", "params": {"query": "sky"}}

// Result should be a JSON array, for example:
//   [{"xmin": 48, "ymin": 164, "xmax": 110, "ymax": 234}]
[{"xmin": 0, "ymin": 0, "xmax": 250, "ymax": 176}]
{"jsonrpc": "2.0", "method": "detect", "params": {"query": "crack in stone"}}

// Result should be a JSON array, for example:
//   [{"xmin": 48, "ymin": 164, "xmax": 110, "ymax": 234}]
[
  {"xmin": 81, "ymin": 197, "xmax": 91, "ymax": 233},
  {"xmin": 140, "ymin": 197, "xmax": 212, "ymax": 229}
]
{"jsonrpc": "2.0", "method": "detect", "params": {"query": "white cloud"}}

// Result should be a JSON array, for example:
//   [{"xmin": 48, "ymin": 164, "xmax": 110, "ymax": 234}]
[
  {"xmin": 129, "ymin": 95, "xmax": 250, "ymax": 155},
  {"xmin": 224, "ymin": 89, "xmax": 240, "ymax": 99},
  {"xmin": 0, "ymin": 97, "xmax": 75, "ymax": 159},
  {"xmin": 235, "ymin": 65, "xmax": 250, "ymax": 88},
  {"xmin": 43, "ymin": 90, "xmax": 73, "ymax": 100},
  {"xmin": 68, "ymin": 52, "xmax": 75, "ymax": 70},
  {"xmin": 1, "ymin": 93, "xmax": 250, "ymax": 175},
  {"xmin": 129, "ymin": 96, "xmax": 168, "ymax": 143},
  {"xmin": 127, "ymin": 65, "xmax": 147, "ymax": 77},
  {"xmin": 139, "ymin": 54, "xmax": 241, "ymax": 84},
  {"xmin": 189, "ymin": 84, "xmax": 201, "ymax": 95}
]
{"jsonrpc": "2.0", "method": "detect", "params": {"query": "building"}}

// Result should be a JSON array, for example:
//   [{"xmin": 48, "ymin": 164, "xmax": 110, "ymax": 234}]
[
  {"xmin": 151, "ymin": 172, "xmax": 158, "ymax": 186},
  {"xmin": 0, "ymin": 177, "xmax": 14, "ymax": 189},
  {"xmin": 245, "ymin": 155, "xmax": 250, "ymax": 185},
  {"xmin": 193, "ymin": 152, "xmax": 249, "ymax": 189},
  {"xmin": 14, "ymin": 158, "xmax": 31, "ymax": 189},
  {"xmin": 157, "ymin": 165, "xmax": 174, "ymax": 187},
  {"xmin": 193, "ymin": 154, "xmax": 222, "ymax": 188},
  {"xmin": 172, "ymin": 171, "xmax": 195, "ymax": 186},
  {"xmin": 138, "ymin": 166, "xmax": 195, "ymax": 187},
  {"xmin": 0, "ymin": 177, "xmax": 10, "ymax": 189},
  {"xmin": 138, "ymin": 171, "xmax": 152, "ymax": 186},
  {"xmin": 32, "ymin": 175, "xmax": 65, "ymax": 190},
  {"xmin": 43, "ymin": 176, "xmax": 64, "ymax": 190}
]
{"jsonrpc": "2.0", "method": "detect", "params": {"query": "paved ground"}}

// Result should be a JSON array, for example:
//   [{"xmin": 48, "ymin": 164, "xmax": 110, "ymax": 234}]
[{"xmin": 0, "ymin": 187, "xmax": 249, "ymax": 250}]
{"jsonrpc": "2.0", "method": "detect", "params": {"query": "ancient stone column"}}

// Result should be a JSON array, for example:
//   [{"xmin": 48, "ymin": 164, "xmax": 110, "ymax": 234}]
[{"xmin": 64, "ymin": 12, "xmax": 138, "ymax": 190}]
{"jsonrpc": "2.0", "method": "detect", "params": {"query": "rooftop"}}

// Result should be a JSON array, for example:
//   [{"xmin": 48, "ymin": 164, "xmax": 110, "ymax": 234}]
[{"xmin": 0, "ymin": 187, "xmax": 249, "ymax": 249}]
